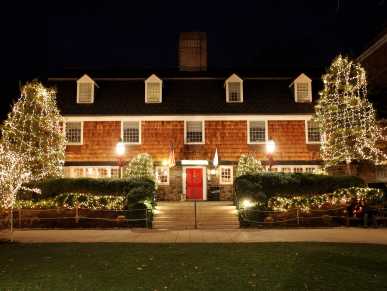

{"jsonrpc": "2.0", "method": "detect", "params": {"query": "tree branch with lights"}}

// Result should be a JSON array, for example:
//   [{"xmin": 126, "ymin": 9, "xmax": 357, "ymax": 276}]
[{"xmin": 315, "ymin": 55, "xmax": 387, "ymax": 173}]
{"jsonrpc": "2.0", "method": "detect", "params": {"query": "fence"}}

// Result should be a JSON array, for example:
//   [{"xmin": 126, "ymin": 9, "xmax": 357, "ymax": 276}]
[
  {"xmin": 0, "ymin": 206, "xmax": 152, "ymax": 229},
  {"xmin": 239, "ymin": 207, "xmax": 350, "ymax": 227}
]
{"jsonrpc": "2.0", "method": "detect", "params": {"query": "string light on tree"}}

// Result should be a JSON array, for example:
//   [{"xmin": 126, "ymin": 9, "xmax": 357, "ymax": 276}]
[
  {"xmin": 315, "ymin": 55, "xmax": 387, "ymax": 172},
  {"xmin": 236, "ymin": 154, "xmax": 264, "ymax": 177},
  {"xmin": 124, "ymin": 153, "xmax": 155, "ymax": 181}
]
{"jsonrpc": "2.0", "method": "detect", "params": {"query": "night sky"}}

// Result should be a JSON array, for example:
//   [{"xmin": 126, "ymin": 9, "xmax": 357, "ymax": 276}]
[{"xmin": 1, "ymin": 0, "xmax": 386, "ymax": 121}]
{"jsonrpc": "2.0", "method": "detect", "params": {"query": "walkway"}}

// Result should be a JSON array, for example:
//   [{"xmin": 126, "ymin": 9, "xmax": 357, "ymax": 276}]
[{"xmin": 1, "ymin": 228, "xmax": 387, "ymax": 244}]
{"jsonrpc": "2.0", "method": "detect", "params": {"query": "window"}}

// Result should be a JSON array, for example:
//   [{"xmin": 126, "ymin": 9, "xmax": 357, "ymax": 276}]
[
  {"xmin": 63, "ymin": 167, "xmax": 118, "ymax": 178},
  {"xmin": 220, "ymin": 166, "xmax": 233, "ymax": 185},
  {"xmin": 65, "ymin": 122, "xmax": 82, "ymax": 145},
  {"xmin": 111, "ymin": 168, "xmax": 119, "ymax": 178},
  {"xmin": 291, "ymin": 73, "xmax": 312, "ymax": 103},
  {"xmin": 145, "ymin": 74, "xmax": 162, "ymax": 103},
  {"xmin": 226, "ymin": 74, "xmax": 243, "ymax": 103},
  {"xmin": 293, "ymin": 167, "xmax": 303, "ymax": 173},
  {"xmin": 306, "ymin": 120, "xmax": 320, "ymax": 143},
  {"xmin": 185, "ymin": 121, "xmax": 204, "ymax": 144},
  {"xmin": 305, "ymin": 167, "xmax": 315, "ymax": 174},
  {"xmin": 77, "ymin": 74, "xmax": 95, "ymax": 103},
  {"xmin": 122, "ymin": 121, "xmax": 141, "ymax": 144},
  {"xmin": 228, "ymin": 82, "xmax": 242, "ymax": 102},
  {"xmin": 155, "ymin": 166, "xmax": 169, "ymax": 185},
  {"xmin": 248, "ymin": 121, "xmax": 266, "ymax": 144},
  {"xmin": 296, "ymin": 82, "xmax": 310, "ymax": 102}
]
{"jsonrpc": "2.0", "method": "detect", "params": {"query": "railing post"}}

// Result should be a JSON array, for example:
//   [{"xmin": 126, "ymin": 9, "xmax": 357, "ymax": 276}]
[
  {"xmin": 18, "ymin": 208, "xmax": 22, "ymax": 228},
  {"xmin": 296, "ymin": 209, "xmax": 300, "ymax": 225},
  {"xmin": 75, "ymin": 204, "xmax": 79, "ymax": 224},
  {"xmin": 194, "ymin": 200, "xmax": 197, "ymax": 229}
]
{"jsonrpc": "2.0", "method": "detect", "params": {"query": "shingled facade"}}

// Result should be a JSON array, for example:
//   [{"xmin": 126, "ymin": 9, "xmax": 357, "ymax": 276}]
[{"xmin": 49, "ymin": 32, "xmax": 324, "ymax": 201}]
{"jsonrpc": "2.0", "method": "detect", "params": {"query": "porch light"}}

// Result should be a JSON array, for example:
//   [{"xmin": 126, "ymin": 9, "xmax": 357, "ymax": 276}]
[
  {"xmin": 162, "ymin": 160, "xmax": 168, "ymax": 167},
  {"xmin": 116, "ymin": 139, "xmax": 125, "ymax": 157},
  {"xmin": 241, "ymin": 199, "xmax": 254, "ymax": 209},
  {"xmin": 266, "ymin": 139, "xmax": 276, "ymax": 155}
]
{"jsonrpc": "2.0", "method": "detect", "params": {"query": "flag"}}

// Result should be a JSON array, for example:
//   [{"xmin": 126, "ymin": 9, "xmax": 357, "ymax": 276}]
[
  {"xmin": 168, "ymin": 145, "xmax": 176, "ymax": 168},
  {"xmin": 213, "ymin": 148, "xmax": 219, "ymax": 167}
]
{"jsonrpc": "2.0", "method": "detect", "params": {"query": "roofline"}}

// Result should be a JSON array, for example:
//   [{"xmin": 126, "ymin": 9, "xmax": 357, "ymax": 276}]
[
  {"xmin": 61, "ymin": 114, "xmax": 315, "ymax": 122},
  {"xmin": 48, "ymin": 76, "xmax": 295, "ymax": 81},
  {"xmin": 357, "ymin": 31, "xmax": 387, "ymax": 62}
]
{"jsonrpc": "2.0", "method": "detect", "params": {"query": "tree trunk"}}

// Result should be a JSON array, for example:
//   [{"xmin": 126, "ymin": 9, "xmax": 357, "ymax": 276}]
[{"xmin": 345, "ymin": 160, "xmax": 352, "ymax": 175}]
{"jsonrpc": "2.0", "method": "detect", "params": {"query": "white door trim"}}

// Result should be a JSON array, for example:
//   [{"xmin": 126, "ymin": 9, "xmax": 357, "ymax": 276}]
[{"xmin": 182, "ymin": 166, "xmax": 207, "ymax": 201}]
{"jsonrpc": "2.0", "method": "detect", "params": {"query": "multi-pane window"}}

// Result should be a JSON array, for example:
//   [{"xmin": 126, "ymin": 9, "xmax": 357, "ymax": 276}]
[
  {"xmin": 146, "ymin": 82, "xmax": 161, "ymax": 103},
  {"xmin": 220, "ymin": 166, "xmax": 233, "ymax": 185},
  {"xmin": 77, "ymin": 82, "xmax": 93, "ymax": 103},
  {"xmin": 185, "ymin": 121, "xmax": 204, "ymax": 144},
  {"xmin": 248, "ymin": 121, "xmax": 266, "ymax": 143},
  {"xmin": 281, "ymin": 168, "xmax": 292, "ymax": 173},
  {"xmin": 63, "ymin": 167, "xmax": 118, "ymax": 178},
  {"xmin": 305, "ymin": 167, "xmax": 315, "ymax": 174},
  {"xmin": 307, "ymin": 120, "xmax": 320, "ymax": 143},
  {"xmin": 295, "ymin": 82, "xmax": 310, "ymax": 102},
  {"xmin": 110, "ymin": 168, "xmax": 119, "ymax": 178},
  {"xmin": 228, "ymin": 82, "xmax": 242, "ymax": 102},
  {"xmin": 155, "ymin": 166, "xmax": 169, "ymax": 185},
  {"xmin": 65, "ymin": 122, "xmax": 82, "ymax": 144},
  {"xmin": 294, "ymin": 167, "xmax": 303, "ymax": 173},
  {"xmin": 123, "ymin": 121, "xmax": 140, "ymax": 144}
]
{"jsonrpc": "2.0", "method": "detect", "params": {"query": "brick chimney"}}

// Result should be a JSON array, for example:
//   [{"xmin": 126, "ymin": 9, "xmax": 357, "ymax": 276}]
[{"xmin": 178, "ymin": 32, "xmax": 207, "ymax": 71}]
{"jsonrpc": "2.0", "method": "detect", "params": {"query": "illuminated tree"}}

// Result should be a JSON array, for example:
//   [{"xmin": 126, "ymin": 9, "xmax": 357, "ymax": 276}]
[
  {"xmin": 124, "ymin": 153, "xmax": 155, "ymax": 181},
  {"xmin": 236, "ymin": 154, "xmax": 264, "ymax": 177},
  {"xmin": 315, "ymin": 55, "xmax": 387, "ymax": 173},
  {"xmin": 1, "ymin": 81, "xmax": 66, "ymax": 182}
]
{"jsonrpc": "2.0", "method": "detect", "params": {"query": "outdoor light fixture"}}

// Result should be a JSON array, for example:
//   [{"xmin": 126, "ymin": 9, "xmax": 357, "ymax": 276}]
[
  {"xmin": 241, "ymin": 199, "xmax": 254, "ymax": 209},
  {"xmin": 210, "ymin": 168, "xmax": 217, "ymax": 175},
  {"xmin": 162, "ymin": 160, "xmax": 168, "ymax": 167},
  {"xmin": 266, "ymin": 138, "xmax": 276, "ymax": 171},
  {"xmin": 116, "ymin": 139, "xmax": 125, "ymax": 178}
]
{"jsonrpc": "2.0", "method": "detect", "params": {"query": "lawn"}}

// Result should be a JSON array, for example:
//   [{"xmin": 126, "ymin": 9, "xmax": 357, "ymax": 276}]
[{"xmin": 1, "ymin": 243, "xmax": 387, "ymax": 290}]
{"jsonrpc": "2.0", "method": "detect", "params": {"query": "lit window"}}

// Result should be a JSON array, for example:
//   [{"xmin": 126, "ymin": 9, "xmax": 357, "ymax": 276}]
[
  {"xmin": 77, "ymin": 75, "xmax": 94, "ymax": 103},
  {"xmin": 72, "ymin": 168, "xmax": 84, "ymax": 177},
  {"xmin": 122, "ymin": 121, "xmax": 140, "ymax": 144},
  {"xmin": 146, "ymin": 82, "xmax": 161, "ymax": 103},
  {"xmin": 228, "ymin": 82, "xmax": 242, "ymax": 102},
  {"xmin": 98, "ymin": 168, "xmax": 109, "ymax": 178},
  {"xmin": 111, "ymin": 168, "xmax": 119, "ymax": 178},
  {"xmin": 307, "ymin": 120, "xmax": 320, "ymax": 143},
  {"xmin": 65, "ymin": 122, "xmax": 82, "ymax": 144},
  {"xmin": 305, "ymin": 167, "xmax": 315, "ymax": 174},
  {"xmin": 296, "ymin": 82, "xmax": 310, "ymax": 102},
  {"xmin": 156, "ymin": 166, "xmax": 169, "ymax": 185},
  {"xmin": 248, "ymin": 121, "xmax": 266, "ymax": 143},
  {"xmin": 281, "ymin": 168, "xmax": 291, "ymax": 173},
  {"xmin": 294, "ymin": 167, "xmax": 303, "ymax": 173},
  {"xmin": 185, "ymin": 121, "xmax": 204, "ymax": 144},
  {"xmin": 220, "ymin": 166, "xmax": 233, "ymax": 185}
]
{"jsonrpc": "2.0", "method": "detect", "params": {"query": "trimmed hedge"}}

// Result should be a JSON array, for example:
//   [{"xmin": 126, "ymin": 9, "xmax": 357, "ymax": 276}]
[
  {"xmin": 37, "ymin": 178, "xmax": 155, "ymax": 198},
  {"xmin": 235, "ymin": 173, "xmax": 365, "ymax": 202}
]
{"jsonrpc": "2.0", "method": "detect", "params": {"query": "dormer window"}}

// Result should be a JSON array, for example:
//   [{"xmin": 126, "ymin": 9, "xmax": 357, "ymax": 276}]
[
  {"xmin": 145, "ymin": 74, "xmax": 162, "ymax": 103},
  {"xmin": 225, "ymin": 74, "xmax": 243, "ymax": 103},
  {"xmin": 77, "ymin": 74, "xmax": 95, "ymax": 104},
  {"xmin": 291, "ymin": 73, "xmax": 312, "ymax": 103}
]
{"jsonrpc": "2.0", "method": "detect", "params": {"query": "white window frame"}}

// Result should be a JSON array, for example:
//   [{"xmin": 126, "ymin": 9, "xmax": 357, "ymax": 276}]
[
  {"xmin": 145, "ymin": 74, "xmax": 162, "ymax": 103},
  {"xmin": 184, "ymin": 120, "xmax": 205, "ymax": 145},
  {"xmin": 225, "ymin": 74, "xmax": 243, "ymax": 103},
  {"xmin": 291, "ymin": 73, "xmax": 312, "ymax": 103},
  {"xmin": 305, "ymin": 120, "xmax": 321, "ymax": 144},
  {"xmin": 247, "ymin": 120, "xmax": 268, "ymax": 144},
  {"xmin": 76, "ymin": 74, "xmax": 95, "ymax": 104},
  {"xmin": 219, "ymin": 165, "xmax": 234, "ymax": 185},
  {"xmin": 64, "ymin": 121, "xmax": 83, "ymax": 145},
  {"xmin": 121, "ymin": 121, "xmax": 141, "ymax": 145},
  {"xmin": 271, "ymin": 165, "xmax": 321, "ymax": 173},
  {"xmin": 155, "ymin": 166, "xmax": 170, "ymax": 185},
  {"xmin": 63, "ymin": 166, "xmax": 119, "ymax": 178}
]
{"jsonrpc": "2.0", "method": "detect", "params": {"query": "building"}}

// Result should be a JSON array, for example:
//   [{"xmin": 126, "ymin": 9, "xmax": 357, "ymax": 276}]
[{"xmin": 48, "ymin": 32, "xmax": 323, "ymax": 201}]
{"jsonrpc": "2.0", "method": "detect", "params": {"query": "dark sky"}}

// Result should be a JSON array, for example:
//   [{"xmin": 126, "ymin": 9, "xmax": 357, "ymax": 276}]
[{"xmin": 1, "ymin": 0, "xmax": 386, "ymax": 121}]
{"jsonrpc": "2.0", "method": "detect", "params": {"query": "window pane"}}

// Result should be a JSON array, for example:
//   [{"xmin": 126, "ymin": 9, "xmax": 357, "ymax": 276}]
[
  {"xmin": 66, "ymin": 122, "xmax": 82, "ymax": 143},
  {"xmin": 294, "ymin": 167, "xmax": 303, "ymax": 173},
  {"xmin": 249, "ymin": 121, "xmax": 266, "ymax": 143},
  {"xmin": 123, "ymin": 121, "xmax": 140, "ymax": 143},
  {"xmin": 220, "ymin": 166, "xmax": 233, "ymax": 184},
  {"xmin": 147, "ymin": 82, "xmax": 161, "ymax": 103},
  {"xmin": 307, "ymin": 121, "xmax": 320, "ymax": 142},
  {"xmin": 228, "ymin": 82, "xmax": 241, "ymax": 102},
  {"xmin": 156, "ymin": 166, "xmax": 169, "ymax": 185},
  {"xmin": 78, "ymin": 83, "xmax": 93, "ymax": 103},
  {"xmin": 186, "ymin": 121, "xmax": 203, "ymax": 143},
  {"xmin": 296, "ymin": 82, "xmax": 309, "ymax": 102},
  {"xmin": 111, "ymin": 168, "xmax": 119, "ymax": 178}
]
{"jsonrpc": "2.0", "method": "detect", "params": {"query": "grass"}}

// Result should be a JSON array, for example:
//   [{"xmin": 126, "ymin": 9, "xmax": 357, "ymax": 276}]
[{"xmin": 0, "ymin": 243, "xmax": 387, "ymax": 290}]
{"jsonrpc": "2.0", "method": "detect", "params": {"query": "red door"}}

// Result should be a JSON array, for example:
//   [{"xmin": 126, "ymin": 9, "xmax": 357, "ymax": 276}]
[{"xmin": 186, "ymin": 168, "xmax": 203, "ymax": 200}]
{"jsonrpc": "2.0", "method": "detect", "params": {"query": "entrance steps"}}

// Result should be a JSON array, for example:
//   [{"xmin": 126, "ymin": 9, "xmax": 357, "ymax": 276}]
[{"xmin": 153, "ymin": 201, "xmax": 239, "ymax": 230}]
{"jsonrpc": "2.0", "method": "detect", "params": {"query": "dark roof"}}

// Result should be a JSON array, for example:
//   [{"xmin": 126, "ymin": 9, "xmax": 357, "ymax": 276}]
[{"xmin": 48, "ymin": 71, "xmax": 322, "ymax": 116}]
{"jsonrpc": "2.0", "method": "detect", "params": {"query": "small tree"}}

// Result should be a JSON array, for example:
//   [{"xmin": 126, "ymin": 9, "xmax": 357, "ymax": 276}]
[
  {"xmin": 124, "ymin": 153, "xmax": 155, "ymax": 181},
  {"xmin": 236, "ymin": 154, "xmax": 264, "ymax": 177},
  {"xmin": 1, "ymin": 81, "xmax": 66, "ymax": 182},
  {"xmin": 315, "ymin": 55, "xmax": 387, "ymax": 173}
]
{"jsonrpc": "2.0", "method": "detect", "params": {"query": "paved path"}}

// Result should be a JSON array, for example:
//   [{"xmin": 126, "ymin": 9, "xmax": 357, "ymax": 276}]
[{"xmin": 1, "ymin": 228, "xmax": 387, "ymax": 244}]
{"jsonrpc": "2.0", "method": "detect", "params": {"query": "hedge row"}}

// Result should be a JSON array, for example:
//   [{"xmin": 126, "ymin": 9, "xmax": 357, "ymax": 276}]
[{"xmin": 234, "ymin": 173, "xmax": 365, "ymax": 201}]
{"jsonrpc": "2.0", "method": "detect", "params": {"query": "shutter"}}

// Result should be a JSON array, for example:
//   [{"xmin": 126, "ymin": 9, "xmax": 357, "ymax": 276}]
[{"xmin": 78, "ymin": 83, "xmax": 93, "ymax": 103}]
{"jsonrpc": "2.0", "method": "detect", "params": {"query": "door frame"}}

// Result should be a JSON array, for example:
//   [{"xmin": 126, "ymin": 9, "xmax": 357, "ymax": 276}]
[{"xmin": 182, "ymin": 166, "xmax": 207, "ymax": 200}]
